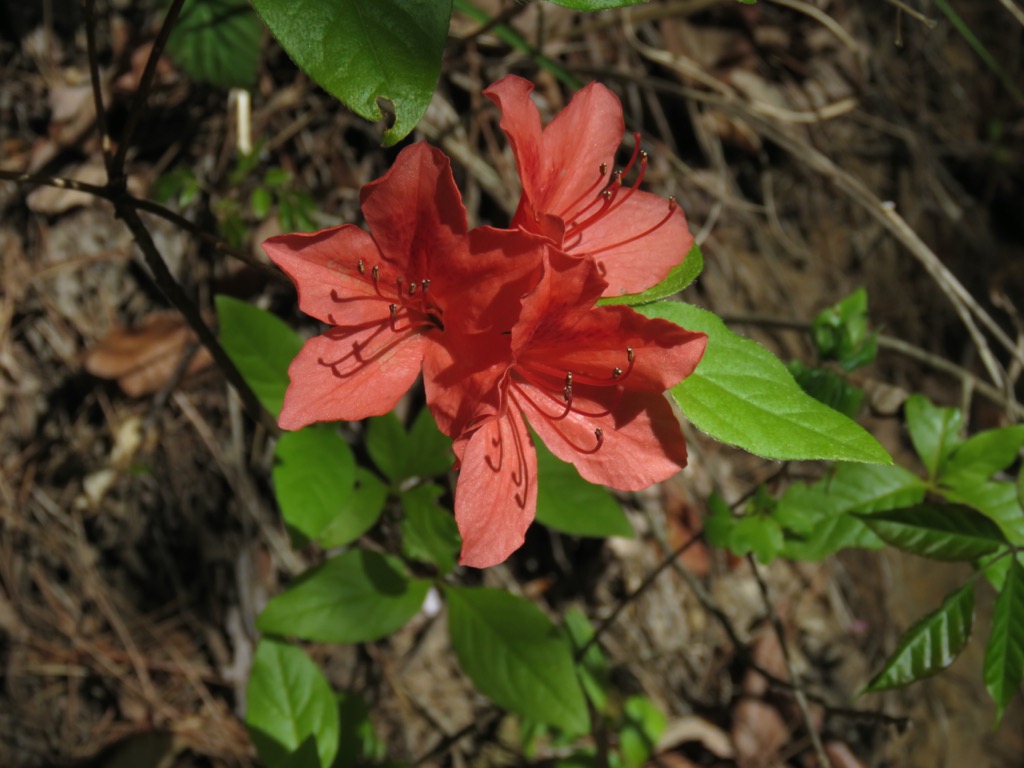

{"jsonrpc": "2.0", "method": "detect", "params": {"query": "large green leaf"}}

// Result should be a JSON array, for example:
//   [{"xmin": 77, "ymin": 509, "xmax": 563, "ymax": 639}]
[
  {"xmin": 246, "ymin": 639, "xmax": 339, "ymax": 768},
  {"xmin": 400, "ymin": 483, "xmax": 461, "ymax": 574},
  {"xmin": 166, "ymin": 0, "xmax": 263, "ymax": 89},
  {"xmin": 273, "ymin": 426, "xmax": 355, "ymax": 542},
  {"xmin": 904, "ymin": 394, "xmax": 963, "ymax": 480},
  {"xmin": 983, "ymin": 558, "xmax": 1024, "ymax": 723},
  {"xmin": 941, "ymin": 425, "xmax": 1024, "ymax": 488},
  {"xmin": 257, "ymin": 549, "xmax": 429, "ymax": 643},
  {"xmin": 534, "ymin": 439, "xmax": 633, "ymax": 539},
  {"xmin": 856, "ymin": 503, "xmax": 1008, "ymax": 561},
  {"xmin": 943, "ymin": 480, "xmax": 1024, "ymax": 545},
  {"xmin": 863, "ymin": 583, "xmax": 974, "ymax": 692},
  {"xmin": 562, "ymin": 608, "xmax": 611, "ymax": 713},
  {"xmin": 445, "ymin": 586, "xmax": 589, "ymax": 734},
  {"xmin": 216, "ymin": 295, "xmax": 302, "ymax": 418},
  {"xmin": 366, "ymin": 409, "xmax": 453, "ymax": 484},
  {"xmin": 638, "ymin": 303, "xmax": 890, "ymax": 463},
  {"xmin": 619, "ymin": 696, "xmax": 667, "ymax": 768},
  {"xmin": 315, "ymin": 467, "xmax": 389, "ymax": 549},
  {"xmin": 598, "ymin": 243, "xmax": 703, "ymax": 307},
  {"xmin": 250, "ymin": 0, "xmax": 452, "ymax": 145}
]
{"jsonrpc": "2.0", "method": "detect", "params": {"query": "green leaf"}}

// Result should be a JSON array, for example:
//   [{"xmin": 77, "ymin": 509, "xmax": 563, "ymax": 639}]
[
  {"xmin": 400, "ymin": 483, "xmax": 461, "ymax": 574},
  {"xmin": 638, "ymin": 303, "xmax": 890, "ymax": 463},
  {"xmin": 598, "ymin": 243, "xmax": 703, "ymax": 307},
  {"xmin": 904, "ymin": 394, "xmax": 963, "ymax": 480},
  {"xmin": 811, "ymin": 288, "xmax": 877, "ymax": 371},
  {"xmin": 257, "ymin": 549, "xmax": 429, "ymax": 643},
  {"xmin": 863, "ymin": 582, "xmax": 974, "ymax": 692},
  {"xmin": 855, "ymin": 504, "xmax": 1007, "ymax": 561},
  {"xmin": 273, "ymin": 426, "xmax": 356, "ymax": 543},
  {"xmin": 943, "ymin": 480, "xmax": 1024, "ymax": 545},
  {"xmin": 787, "ymin": 361, "xmax": 864, "ymax": 419},
  {"xmin": 166, "ymin": 0, "xmax": 263, "ymax": 89},
  {"xmin": 336, "ymin": 691, "xmax": 386, "ymax": 765},
  {"xmin": 366, "ymin": 410, "xmax": 453, "ymax": 484},
  {"xmin": 941, "ymin": 425, "xmax": 1024, "ymax": 488},
  {"xmin": 563, "ymin": 608, "xmax": 610, "ymax": 713},
  {"xmin": 315, "ymin": 467, "xmax": 389, "ymax": 549},
  {"xmin": 246, "ymin": 639, "xmax": 339, "ymax": 768},
  {"xmin": 250, "ymin": 0, "xmax": 452, "ymax": 145},
  {"xmin": 983, "ymin": 558, "xmax": 1024, "ymax": 723},
  {"xmin": 445, "ymin": 586, "xmax": 589, "ymax": 734},
  {"xmin": 728, "ymin": 514, "xmax": 784, "ymax": 563},
  {"xmin": 216, "ymin": 295, "xmax": 303, "ymax": 418},
  {"xmin": 534, "ymin": 438, "xmax": 633, "ymax": 538},
  {"xmin": 619, "ymin": 696, "xmax": 667, "ymax": 768},
  {"xmin": 543, "ymin": 0, "xmax": 649, "ymax": 9}
]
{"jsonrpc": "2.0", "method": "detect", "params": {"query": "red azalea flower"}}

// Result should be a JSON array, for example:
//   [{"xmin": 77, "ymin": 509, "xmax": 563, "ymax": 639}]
[
  {"xmin": 263, "ymin": 142, "xmax": 546, "ymax": 430},
  {"xmin": 448, "ymin": 250, "xmax": 708, "ymax": 568},
  {"xmin": 484, "ymin": 75, "xmax": 694, "ymax": 297}
]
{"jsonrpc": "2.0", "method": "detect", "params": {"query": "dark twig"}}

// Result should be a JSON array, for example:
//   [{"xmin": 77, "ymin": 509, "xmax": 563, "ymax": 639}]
[
  {"xmin": 109, "ymin": 0, "xmax": 187, "ymax": 181},
  {"xmin": 83, "ymin": 0, "xmax": 112, "ymax": 171}
]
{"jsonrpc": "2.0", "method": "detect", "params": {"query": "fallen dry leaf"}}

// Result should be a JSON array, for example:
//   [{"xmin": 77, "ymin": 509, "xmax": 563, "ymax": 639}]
[{"xmin": 84, "ymin": 311, "xmax": 213, "ymax": 397}]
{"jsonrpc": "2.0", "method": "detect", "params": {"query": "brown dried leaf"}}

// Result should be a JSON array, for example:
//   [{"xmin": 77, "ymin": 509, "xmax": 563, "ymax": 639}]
[
  {"xmin": 732, "ymin": 698, "xmax": 790, "ymax": 768},
  {"xmin": 84, "ymin": 311, "xmax": 213, "ymax": 397}
]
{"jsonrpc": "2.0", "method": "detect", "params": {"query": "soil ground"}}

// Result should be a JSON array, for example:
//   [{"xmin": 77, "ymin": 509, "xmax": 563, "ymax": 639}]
[{"xmin": 1, "ymin": 1, "xmax": 1023, "ymax": 766}]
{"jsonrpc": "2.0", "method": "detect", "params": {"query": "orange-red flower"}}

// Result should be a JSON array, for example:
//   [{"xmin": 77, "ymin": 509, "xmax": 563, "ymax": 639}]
[
  {"xmin": 263, "ymin": 142, "xmax": 546, "ymax": 430},
  {"xmin": 447, "ymin": 250, "xmax": 707, "ymax": 568},
  {"xmin": 485, "ymin": 75, "xmax": 694, "ymax": 297}
]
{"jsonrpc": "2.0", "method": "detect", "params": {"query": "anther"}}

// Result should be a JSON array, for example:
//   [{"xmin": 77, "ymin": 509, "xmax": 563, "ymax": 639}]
[
  {"xmin": 372, "ymin": 265, "xmax": 380, "ymax": 282},
  {"xmin": 640, "ymin": 150, "xmax": 649, "ymax": 162},
  {"xmin": 602, "ymin": 189, "xmax": 613, "ymax": 200},
  {"xmin": 612, "ymin": 367, "xmax": 622, "ymax": 379},
  {"xmin": 389, "ymin": 304, "xmax": 398, "ymax": 319},
  {"xmin": 563, "ymin": 372, "xmax": 573, "ymax": 402},
  {"xmin": 594, "ymin": 428, "xmax": 604, "ymax": 448},
  {"xmin": 599, "ymin": 162, "xmax": 607, "ymax": 176},
  {"xmin": 408, "ymin": 282, "xmax": 417, "ymax": 296},
  {"xmin": 357, "ymin": 259, "xmax": 365, "ymax": 275},
  {"xmin": 421, "ymin": 279, "xmax": 430, "ymax": 292},
  {"xmin": 668, "ymin": 196, "xmax": 677, "ymax": 211},
  {"xmin": 627, "ymin": 347, "xmax": 634, "ymax": 363}
]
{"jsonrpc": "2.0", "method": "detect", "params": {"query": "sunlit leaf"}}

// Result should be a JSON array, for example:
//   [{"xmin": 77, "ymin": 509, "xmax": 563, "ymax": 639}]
[
  {"xmin": 315, "ymin": 467, "xmax": 389, "ymax": 549},
  {"xmin": 257, "ymin": 549, "xmax": 429, "ymax": 643},
  {"xmin": 941, "ymin": 425, "xmax": 1024, "ymax": 488},
  {"xmin": 864, "ymin": 583, "xmax": 974, "ymax": 692},
  {"xmin": 619, "ymin": 696, "xmax": 667, "ymax": 768},
  {"xmin": 811, "ymin": 287, "xmax": 877, "ymax": 371},
  {"xmin": 400, "ymin": 483, "xmax": 461, "ymax": 574},
  {"xmin": 250, "ymin": 0, "xmax": 452, "ymax": 144},
  {"xmin": 445, "ymin": 586, "xmax": 589, "ymax": 734},
  {"xmin": 983, "ymin": 558, "xmax": 1024, "ymax": 723},
  {"xmin": 904, "ymin": 394, "xmax": 963, "ymax": 480},
  {"xmin": 246, "ymin": 639, "xmax": 339, "ymax": 768},
  {"xmin": 639, "ymin": 303, "xmax": 891, "ymax": 463},
  {"xmin": 273, "ymin": 426, "xmax": 355, "ymax": 543},
  {"xmin": 856, "ymin": 503, "xmax": 1007, "ymax": 561},
  {"xmin": 216, "ymin": 295, "xmax": 302, "ymax": 418},
  {"xmin": 366, "ymin": 410, "xmax": 453, "ymax": 484},
  {"xmin": 598, "ymin": 243, "xmax": 703, "ymax": 307}
]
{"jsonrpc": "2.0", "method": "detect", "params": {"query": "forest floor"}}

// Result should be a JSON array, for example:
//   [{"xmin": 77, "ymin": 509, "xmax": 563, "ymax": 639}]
[{"xmin": 2, "ymin": 0, "xmax": 1023, "ymax": 766}]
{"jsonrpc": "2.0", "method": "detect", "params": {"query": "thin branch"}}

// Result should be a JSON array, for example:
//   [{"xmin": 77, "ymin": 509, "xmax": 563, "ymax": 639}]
[
  {"xmin": 109, "ymin": 0, "xmax": 187, "ymax": 181},
  {"xmin": 82, "ymin": 0, "xmax": 113, "ymax": 169}
]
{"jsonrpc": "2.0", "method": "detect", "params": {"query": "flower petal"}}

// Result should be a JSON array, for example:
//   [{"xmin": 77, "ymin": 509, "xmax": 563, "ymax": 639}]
[
  {"xmin": 454, "ymin": 407, "xmax": 538, "ymax": 568},
  {"xmin": 569, "ymin": 191, "xmax": 693, "ymax": 296},
  {"xmin": 525, "ymin": 390, "xmax": 688, "ymax": 491},
  {"xmin": 485, "ymin": 76, "xmax": 622, "ymax": 228},
  {"xmin": 278, "ymin": 325, "xmax": 429, "ymax": 430},
  {"xmin": 360, "ymin": 142, "xmax": 468, "ymax": 279},
  {"xmin": 423, "ymin": 332, "xmax": 510, "ymax": 439},
  {"xmin": 262, "ymin": 226, "xmax": 383, "ymax": 326}
]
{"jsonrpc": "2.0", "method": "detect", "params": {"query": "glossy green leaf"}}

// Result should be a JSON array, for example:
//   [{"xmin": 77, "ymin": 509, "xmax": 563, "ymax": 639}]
[
  {"xmin": 544, "ymin": 0, "xmax": 649, "ymax": 8},
  {"xmin": 983, "ymin": 558, "xmax": 1024, "ymax": 723},
  {"xmin": 534, "ymin": 439, "xmax": 633, "ymax": 539},
  {"xmin": 943, "ymin": 479, "xmax": 1024, "ymax": 545},
  {"xmin": 257, "ymin": 549, "xmax": 429, "ymax": 643},
  {"xmin": 728, "ymin": 514, "xmax": 785, "ymax": 563},
  {"xmin": 445, "ymin": 586, "xmax": 589, "ymax": 734},
  {"xmin": 904, "ymin": 394, "xmax": 963, "ymax": 480},
  {"xmin": 400, "ymin": 483, "xmax": 461, "ymax": 574},
  {"xmin": 619, "ymin": 696, "xmax": 667, "ymax": 768},
  {"xmin": 407, "ymin": 408, "xmax": 456, "ymax": 477},
  {"xmin": 787, "ymin": 360, "xmax": 864, "ymax": 419},
  {"xmin": 563, "ymin": 608, "xmax": 610, "ymax": 713},
  {"xmin": 856, "ymin": 503, "xmax": 1007, "ymax": 561},
  {"xmin": 246, "ymin": 639, "xmax": 339, "ymax": 768},
  {"xmin": 273, "ymin": 426, "xmax": 356, "ymax": 543},
  {"xmin": 250, "ymin": 0, "xmax": 452, "ymax": 145},
  {"xmin": 864, "ymin": 583, "xmax": 974, "ymax": 692},
  {"xmin": 941, "ymin": 425, "xmax": 1024, "ymax": 488},
  {"xmin": 639, "ymin": 303, "xmax": 890, "ymax": 463},
  {"xmin": 216, "ymin": 295, "xmax": 302, "ymax": 418},
  {"xmin": 166, "ymin": 0, "xmax": 263, "ymax": 89},
  {"xmin": 315, "ymin": 467, "xmax": 389, "ymax": 549},
  {"xmin": 598, "ymin": 243, "xmax": 703, "ymax": 307}
]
